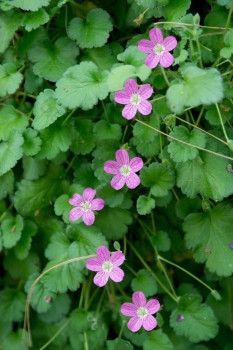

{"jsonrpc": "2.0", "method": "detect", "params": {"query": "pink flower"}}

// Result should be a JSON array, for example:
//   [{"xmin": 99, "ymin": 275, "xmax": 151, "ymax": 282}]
[
  {"xmin": 69, "ymin": 187, "xmax": 104, "ymax": 226},
  {"xmin": 104, "ymin": 149, "xmax": 143, "ymax": 190},
  {"xmin": 121, "ymin": 291, "xmax": 160, "ymax": 332},
  {"xmin": 86, "ymin": 246, "xmax": 125, "ymax": 287},
  {"xmin": 138, "ymin": 28, "xmax": 177, "ymax": 68},
  {"xmin": 114, "ymin": 79, "xmax": 153, "ymax": 120}
]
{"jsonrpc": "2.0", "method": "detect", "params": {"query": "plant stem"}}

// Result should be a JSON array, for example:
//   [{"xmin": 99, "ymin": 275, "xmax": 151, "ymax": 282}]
[
  {"xmin": 84, "ymin": 332, "xmax": 89, "ymax": 350},
  {"xmin": 101, "ymin": 100, "xmax": 110, "ymax": 123},
  {"xmin": 215, "ymin": 104, "xmax": 229, "ymax": 142},
  {"xmin": 160, "ymin": 66, "xmax": 170, "ymax": 87},
  {"xmin": 62, "ymin": 108, "xmax": 76, "ymax": 126},
  {"xmin": 39, "ymin": 319, "xmax": 70, "ymax": 350},
  {"xmin": 150, "ymin": 95, "xmax": 166, "ymax": 103}
]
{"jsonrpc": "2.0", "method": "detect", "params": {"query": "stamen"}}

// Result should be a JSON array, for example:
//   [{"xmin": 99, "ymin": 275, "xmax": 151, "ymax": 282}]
[
  {"xmin": 102, "ymin": 261, "xmax": 113, "ymax": 272},
  {"xmin": 137, "ymin": 307, "xmax": 148, "ymax": 319},
  {"xmin": 120, "ymin": 165, "xmax": 131, "ymax": 177}
]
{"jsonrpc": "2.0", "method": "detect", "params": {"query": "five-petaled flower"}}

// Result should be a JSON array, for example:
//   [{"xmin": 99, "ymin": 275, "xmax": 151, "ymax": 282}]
[
  {"xmin": 104, "ymin": 149, "xmax": 143, "ymax": 190},
  {"xmin": 69, "ymin": 187, "xmax": 104, "ymax": 226},
  {"xmin": 121, "ymin": 291, "xmax": 160, "ymax": 332},
  {"xmin": 114, "ymin": 79, "xmax": 153, "ymax": 120},
  {"xmin": 86, "ymin": 246, "xmax": 125, "ymax": 287},
  {"xmin": 138, "ymin": 28, "xmax": 177, "ymax": 68}
]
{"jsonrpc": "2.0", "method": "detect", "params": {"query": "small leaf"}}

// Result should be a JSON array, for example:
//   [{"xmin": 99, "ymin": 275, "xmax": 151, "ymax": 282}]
[
  {"xmin": 0, "ymin": 63, "xmax": 23, "ymax": 97},
  {"xmin": 93, "ymin": 120, "xmax": 122, "ymax": 142},
  {"xmin": 39, "ymin": 293, "xmax": 71, "ymax": 323},
  {"xmin": 68, "ymin": 8, "xmax": 113, "ymax": 48},
  {"xmin": 0, "ymin": 131, "xmax": 24, "ymax": 176},
  {"xmin": 151, "ymin": 231, "xmax": 171, "ymax": 252},
  {"xmin": 107, "ymin": 338, "xmax": 134, "ymax": 350},
  {"xmin": 2, "ymin": 329, "xmax": 28, "ymax": 350},
  {"xmin": 0, "ymin": 170, "xmax": 14, "ymax": 200},
  {"xmin": 1, "ymin": 214, "xmax": 24, "ymax": 248},
  {"xmin": 23, "ymin": 8, "xmax": 49, "ymax": 31},
  {"xmin": 7, "ymin": 0, "xmax": 51, "ymax": 12},
  {"xmin": 70, "ymin": 119, "xmax": 96, "ymax": 155},
  {"xmin": 0, "ymin": 288, "xmax": 26, "ymax": 322},
  {"xmin": 170, "ymin": 294, "xmax": 218, "ymax": 342},
  {"xmin": 162, "ymin": 0, "xmax": 191, "ymax": 21},
  {"xmin": 136, "ymin": 195, "xmax": 156, "ymax": 215},
  {"xmin": 131, "ymin": 269, "xmax": 158, "ymax": 297},
  {"xmin": 0, "ymin": 105, "xmax": 28, "ymax": 141},
  {"xmin": 22, "ymin": 128, "xmax": 42, "ymax": 156},
  {"xmin": 55, "ymin": 62, "xmax": 109, "ymax": 110},
  {"xmin": 14, "ymin": 220, "xmax": 37, "ymax": 260},
  {"xmin": 0, "ymin": 11, "xmax": 22, "ymax": 54},
  {"xmin": 143, "ymin": 329, "xmax": 174, "ymax": 350},
  {"xmin": 22, "ymin": 156, "xmax": 47, "ymax": 180}
]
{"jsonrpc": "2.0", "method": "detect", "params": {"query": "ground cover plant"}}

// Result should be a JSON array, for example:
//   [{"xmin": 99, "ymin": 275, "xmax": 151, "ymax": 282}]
[{"xmin": 0, "ymin": 0, "xmax": 233, "ymax": 349}]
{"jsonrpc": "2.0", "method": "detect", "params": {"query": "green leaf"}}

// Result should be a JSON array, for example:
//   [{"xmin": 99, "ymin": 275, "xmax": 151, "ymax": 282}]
[
  {"xmin": 162, "ymin": 0, "xmax": 191, "ymax": 21},
  {"xmin": 23, "ymin": 8, "xmax": 49, "ymax": 31},
  {"xmin": 14, "ymin": 164, "xmax": 66, "ymax": 215},
  {"xmin": 0, "ymin": 170, "xmax": 14, "ymax": 200},
  {"xmin": 0, "ymin": 105, "xmax": 28, "ymax": 141},
  {"xmin": 0, "ymin": 63, "xmax": 23, "ymax": 97},
  {"xmin": 170, "ymin": 294, "xmax": 218, "ymax": 342},
  {"xmin": 83, "ymin": 46, "xmax": 117, "ymax": 71},
  {"xmin": 167, "ymin": 126, "xmax": 206, "ymax": 162},
  {"xmin": 39, "ymin": 293, "xmax": 71, "ymax": 323},
  {"xmin": 55, "ymin": 62, "xmax": 109, "ymax": 110},
  {"xmin": 217, "ymin": 0, "xmax": 232, "ymax": 8},
  {"xmin": 95, "ymin": 207, "xmax": 132, "ymax": 240},
  {"xmin": 1, "ymin": 214, "xmax": 24, "ymax": 248},
  {"xmin": 176, "ymin": 152, "xmax": 233, "ymax": 201},
  {"xmin": 136, "ymin": 195, "xmax": 156, "ymax": 215},
  {"xmin": 98, "ymin": 184, "xmax": 125, "ymax": 208},
  {"xmin": 0, "ymin": 11, "xmax": 22, "ymax": 54},
  {"xmin": 7, "ymin": 0, "xmax": 51, "ymax": 11},
  {"xmin": 167, "ymin": 65, "xmax": 224, "ymax": 114},
  {"xmin": 183, "ymin": 203, "xmax": 233, "ymax": 277},
  {"xmin": 151, "ymin": 230, "xmax": 171, "ymax": 252},
  {"xmin": 134, "ymin": 0, "xmax": 159, "ymax": 9},
  {"xmin": 2, "ymin": 329, "xmax": 29, "ymax": 350},
  {"xmin": 0, "ymin": 288, "xmax": 26, "ymax": 322},
  {"xmin": 22, "ymin": 128, "xmax": 42, "ymax": 156},
  {"xmin": 68, "ymin": 8, "xmax": 113, "ymax": 48},
  {"xmin": 4, "ymin": 251, "xmax": 40, "ymax": 281},
  {"xmin": 14, "ymin": 220, "xmax": 37, "ymax": 260},
  {"xmin": 22, "ymin": 156, "xmax": 46, "ymax": 180},
  {"xmin": 205, "ymin": 101, "xmax": 232, "ymax": 125},
  {"xmin": 0, "ymin": 131, "xmax": 24, "ymax": 176},
  {"xmin": 70, "ymin": 120, "xmax": 96, "ymax": 155},
  {"xmin": 143, "ymin": 329, "xmax": 174, "ymax": 350},
  {"xmin": 117, "ymin": 46, "xmax": 150, "ymax": 73},
  {"xmin": 54, "ymin": 193, "xmax": 71, "ymax": 224},
  {"xmin": 38, "ymin": 119, "xmax": 72, "ymax": 160},
  {"xmin": 140, "ymin": 163, "xmax": 175, "ymax": 197},
  {"xmin": 107, "ymin": 338, "xmax": 134, "ymax": 350},
  {"xmin": 131, "ymin": 269, "xmax": 158, "ymax": 297},
  {"xmin": 32, "ymin": 89, "xmax": 66, "ymax": 130},
  {"xmin": 28, "ymin": 36, "xmax": 79, "ymax": 82},
  {"xmin": 93, "ymin": 120, "xmax": 122, "ymax": 142}
]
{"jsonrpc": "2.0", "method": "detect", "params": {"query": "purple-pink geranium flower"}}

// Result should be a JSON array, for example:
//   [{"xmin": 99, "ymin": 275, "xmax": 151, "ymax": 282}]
[
  {"xmin": 121, "ymin": 291, "xmax": 160, "ymax": 332},
  {"xmin": 104, "ymin": 149, "xmax": 143, "ymax": 190},
  {"xmin": 69, "ymin": 187, "xmax": 104, "ymax": 226},
  {"xmin": 114, "ymin": 79, "xmax": 153, "ymax": 120},
  {"xmin": 86, "ymin": 246, "xmax": 125, "ymax": 287},
  {"xmin": 138, "ymin": 28, "xmax": 177, "ymax": 68}
]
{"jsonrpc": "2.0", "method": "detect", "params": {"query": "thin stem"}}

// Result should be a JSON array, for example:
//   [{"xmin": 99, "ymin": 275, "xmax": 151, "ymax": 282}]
[
  {"xmin": 227, "ymin": 277, "xmax": 233, "ymax": 330},
  {"xmin": 65, "ymin": 155, "xmax": 76, "ymax": 173},
  {"xmin": 62, "ymin": 108, "xmax": 76, "ymax": 126},
  {"xmin": 160, "ymin": 66, "xmax": 170, "ymax": 87},
  {"xmin": 39, "ymin": 319, "xmax": 70, "ymax": 350},
  {"xmin": 84, "ymin": 332, "xmax": 89, "ymax": 350},
  {"xmin": 0, "ymin": 203, "xmax": 13, "ymax": 223},
  {"xmin": 121, "ymin": 125, "xmax": 129, "ymax": 144},
  {"xmin": 101, "ymin": 100, "xmax": 110, "ymax": 123},
  {"xmin": 158, "ymin": 255, "xmax": 216, "ymax": 294},
  {"xmin": 195, "ymin": 106, "xmax": 205, "ymax": 126},
  {"xmin": 195, "ymin": 36, "xmax": 203, "ymax": 68},
  {"xmin": 155, "ymin": 21, "xmax": 231, "ymax": 31},
  {"xmin": 96, "ymin": 289, "xmax": 106, "ymax": 314},
  {"xmin": 225, "ymin": 2, "xmax": 233, "ymax": 33},
  {"xmin": 150, "ymin": 95, "xmax": 166, "ymax": 103},
  {"xmin": 118, "ymin": 321, "xmax": 126, "ymax": 338},
  {"xmin": 135, "ymin": 119, "xmax": 233, "ymax": 161},
  {"xmin": 124, "ymin": 262, "xmax": 137, "ymax": 277},
  {"xmin": 215, "ymin": 104, "xmax": 229, "ymax": 142}
]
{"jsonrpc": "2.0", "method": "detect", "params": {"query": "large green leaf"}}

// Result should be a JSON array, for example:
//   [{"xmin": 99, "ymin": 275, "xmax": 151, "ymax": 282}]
[
  {"xmin": 55, "ymin": 62, "xmax": 109, "ymax": 110},
  {"xmin": 0, "ymin": 11, "xmax": 22, "ymax": 53},
  {"xmin": 162, "ymin": 0, "xmax": 191, "ymax": 20},
  {"xmin": 23, "ymin": 8, "xmax": 49, "ymax": 31},
  {"xmin": 0, "ymin": 131, "xmax": 24, "ymax": 176},
  {"xmin": 6, "ymin": 0, "xmax": 51, "ymax": 11},
  {"xmin": 1, "ymin": 214, "xmax": 24, "ymax": 248},
  {"xmin": 0, "ymin": 288, "xmax": 26, "ymax": 322},
  {"xmin": 183, "ymin": 203, "xmax": 233, "ymax": 276},
  {"xmin": 131, "ymin": 269, "xmax": 158, "ymax": 297},
  {"xmin": 0, "ymin": 105, "xmax": 28, "ymax": 141}
]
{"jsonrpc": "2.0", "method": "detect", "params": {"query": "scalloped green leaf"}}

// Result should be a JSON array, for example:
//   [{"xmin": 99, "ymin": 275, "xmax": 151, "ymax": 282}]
[
  {"xmin": 6, "ymin": 0, "xmax": 51, "ymax": 11},
  {"xmin": 32, "ymin": 89, "xmax": 66, "ymax": 130},
  {"xmin": 0, "ymin": 288, "xmax": 26, "ymax": 322},
  {"xmin": 107, "ymin": 338, "xmax": 134, "ymax": 350},
  {"xmin": 143, "ymin": 329, "xmax": 173, "ymax": 350},
  {"xmin": 0, "ymin": 11, "xmax": 22, "ymax": 54},
  {"xmin": 1, "ymin": 214, "xmax": 24, "ymax": 248},
  {"xmin": 22, "ymin": 156, "xmax": 47, "ymax": 180},
  {"xmin": 183, "ymin": 203, "xmax": 233, "ymax": 276},
  {"xmin": 137, "ymin": 195, "xmax": 156, "ymax": 215},
  {"xmin": 22, "ymin": 128, "xmax": 42, "ymax": 156},
  {"xmin": 0, "ymin": 63, "xmax": 23, "ymax": 97},
  {"xmin": 0, "ymin": 170, "xmax": 14, "ymax": 200},
  {"xmin": 168, "ymin": 126, "xmax": 206, "ymax": 162},
  {"xmin": 140, "ymin": 163, "xmax": 175, "ymax": 197},
  {"xmin": 162, "ymin": 0, "xmax": 191, "ymax": 21},
  {"xmin": 39, "ymin": 293, "xmax": 71, "ymax": 323},
  {"xmin": 170, "ymin": 294, "xmax": 218, "ymax": 342},
  {"xmin": 14, "ymin": 220, "xmax": 37, "ymax": 260},
  {"xmin": 68, "ymin": 8, "xmax": 113, "ymax": 49},
  {"xmin": 55, "ymin": 62, "xmax": 109, "ymax": 110},
  {"xmin": 151, "ymin": 230, "xmax": 171, "ymax": 252},
  {"xmin": 93, "ymin": 120, "xmax": 122, "ymax": 141},
  {"xmin": 70, "ymin": 119, "xmax": 96, "ymax": 155},
  {"xmin": 23, "ymin": 8, "xmax": 49, "ymax": 31},
  {"xmin": 131, "ymin": 269, "xmax": 158, "ymax": 297},
  {"xmin": 0, "ymin": 105, "xmax": 28, "ymax": 141},
  {"xmin": 167, "ymin": 65, "xmax": 223, "ymax": 114},
  {"xmin": 0, "ymin": 131, "xmax": 24, "ymax": 176}
]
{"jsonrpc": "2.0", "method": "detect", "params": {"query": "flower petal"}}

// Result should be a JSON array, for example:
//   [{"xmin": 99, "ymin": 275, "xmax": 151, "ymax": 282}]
[
  {"xmin": 83, "ymin": 188, "xmax": 96, "ymax": 201},
  {"xmin": 127, "ymin": 316, "xmax": 143, "ymax": 332},
  {"xmin": 149, "ymin": 28, "xmax": 163, "ymax": 44},
  {"xmin": 142, "ymin": 315, "xmax": 157, "ymax": 331},
  {"xmin": 91, "ymin": 198, "xmax": 104, "ymax": 211},
  {"xmin": 145, "ymin": 53, "xmax": 160, "ymax": 69},
  {"xmin": 104, "ymin": 160, "xmax": 120, "ymax": 175},
  {"xmin": 124, "ymin": 79, "xmax": 138, "ymax": 94},
  {"xmin": 68, "ymin": 193, "xmax": 83, "ymax": 206},
  {"xmin": 132, "ymin": 291, "xmax": 146, "ymax": 307},
  {"xmin": 114, "ymin": 91, "xmax": 130, "ymax": 105},
  {"xmin": 86, "ymin": 258, "xmax": 102, "ymax": 272},
  {"xmin": 111, "ymin": 174, "xmax": 126, "ymax": 190},
  {"xmin": 163, "ymin": 36, "xmax": 177, "ymax": 51},
  {"xmin": 137, "ymin": 100, "xmax": 153, "ymax": 115},
  {"xmin": 82, "ymin": 210, "xmax": 95, "ymax": 226},
  {"xmin": 125, "ymin": 173, "xmax": 141, "ymax": 189},
  {"xmin": 129, "ymin": 157, "xmax": 143, "ymax": 172},
  {"xmin": 93, "ymin": 271, "xmax": 109, "ymax": 287},
  {"xmin": 96, "ymin": 246, "xmax": 111, "ymax": 262},
  {"xmin": 146, "ymin": 299, "xmax": 161, "ymax": 314},
  {"xmin": 121, "ymin": 302, "xmax": 137, "ymax": 316},
  {"xmin": 138, "ymin": 84, "xmax": 153, "ymax": 99},
  {"xmin": 110, "ymin": 267, "xmax": 124, "ymax": 282},
  {"xmin": 160, "ymin": 51, "xmax": 174, "ymax": 68},
  {"xmin": 110, "ymin": 251, "xmax": 125, "ymax": 266},
  {"xmin": 122, "ymin": 104, "xmax": 138, "ymax": 120},
  {"xmin": 138, "ymin": 39, "xmax": 154, "ymax": 53},
  {"xmin": 115, "ymin": 149, "xmax": 129, "ymax": 165},
  {"xmin": 69, "ymin": 207, "xmax": 83, "ymax": 221}
]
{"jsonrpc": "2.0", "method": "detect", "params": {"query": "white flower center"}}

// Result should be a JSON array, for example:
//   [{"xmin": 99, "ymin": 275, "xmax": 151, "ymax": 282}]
[
  {"xmin": 154, "ymin": 44, "xmax": 165, "ymax": 55},
  {"xmin": 80, "ymin": 201, "xmax": 91, "ymax": 212},
  {"xmin": 137, "ymin": 307, "xmax": 148, "ymax": 319},
  {"xmin": 102, "ymin": 261, "xmax": 113, "ymax": 272},
  {"xmin": 120, "ymin": 164, "xmax": 131, "ymax": 177},
  {"xmin": 130, "ymin": 93, "xmax": 142, "ymax": 105}
]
